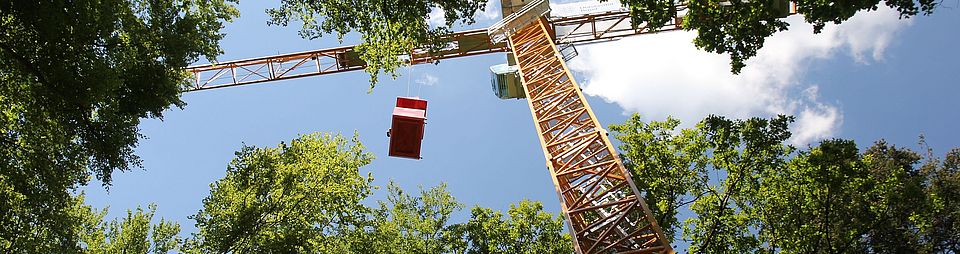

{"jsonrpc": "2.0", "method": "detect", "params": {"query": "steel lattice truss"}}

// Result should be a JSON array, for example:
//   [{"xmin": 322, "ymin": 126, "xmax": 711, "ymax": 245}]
[
  {"xmin": 509, "ymin": 18, "xmax": 673, "ymax": 254},
  {"xmin": 185, "ymin": 29, "xmax": 506, "ymax": 91},
  {"xmin": 181, "ymin": 4, "xmax": 799, "ymax": 253},
  {"xmin": 184, "ymin": 9, "xmax": 687, "ymax": 92}
]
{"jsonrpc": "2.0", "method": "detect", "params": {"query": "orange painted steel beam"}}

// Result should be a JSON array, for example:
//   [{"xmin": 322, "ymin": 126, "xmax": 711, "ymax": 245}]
[
  {"xmin": 549, "ymin": 10, "xmax": 683, "ymax": 45},
  {"xmin": 185, "ymin": 29, "xmax": 505, "ymax": 91},
  {"xmin": 183, "ymin": 3, "xmax": 799, "ymax": 92},
  {"xmin": 508, "ymin": 17, "xmax": 673, "ymax": 254},
  {"xmin": 183, "ymin": 9, "xmax": 687, "ymax": 92}
]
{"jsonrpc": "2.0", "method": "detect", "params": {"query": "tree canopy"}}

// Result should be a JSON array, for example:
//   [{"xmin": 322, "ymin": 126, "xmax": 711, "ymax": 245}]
[
  {"xmin": 624, "ymin": 0, "xmax": 938, "ymax": 73},
  {"xmin": 462, "ymin": 200, "xmax": 573, "ymax": 253},
  {"xmin": 269, "ymin": 0, "xmax": 940, "ymax": 83},
  {"xmin": 0, "ymin": 0, "xmax": 237, "ymax": 252},
  {"xmin": 268, "ymin": 0, "xmax": 488, "ymax": 88},
  {"xmin": 187, "ymin": 132, "xmax": 572, "ymax": 253},
  {"xmin": 180, "ymin": 124, "xmax": 959, "ymax": 253},
  {"xmin": 5, "ymin": 123, "xmax": 955, "ymax": 253},
  {"xmin": 611, "ymin": 114, "xmax": 960, "ymax": 252},
  {"xmin": 188, "ymin": 132, "xmax": 375, "ymax": 253},
  {"xmin": 74, "ymin": 199, "xmax": 182, "ymax": 254}
]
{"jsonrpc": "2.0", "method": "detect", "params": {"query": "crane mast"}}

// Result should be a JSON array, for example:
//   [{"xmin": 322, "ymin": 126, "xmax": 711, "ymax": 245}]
[{"xmin": 506, "ymin": 16, "xmax": 672, "ymax": 253}]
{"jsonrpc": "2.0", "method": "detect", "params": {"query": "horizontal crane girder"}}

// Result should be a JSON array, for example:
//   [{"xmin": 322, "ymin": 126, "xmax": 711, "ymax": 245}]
[{"xmin": 184, "ymin": 9, "xmax": 687, "ymax": 92}]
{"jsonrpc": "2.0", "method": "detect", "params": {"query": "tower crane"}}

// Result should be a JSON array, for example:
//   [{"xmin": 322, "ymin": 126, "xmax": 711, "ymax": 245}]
[{"xmin": 185, "ymin": 0, "xmax": 794, "ymax": 253}]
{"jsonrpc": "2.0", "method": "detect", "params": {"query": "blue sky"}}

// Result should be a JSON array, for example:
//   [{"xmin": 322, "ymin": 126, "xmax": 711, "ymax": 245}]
[{"xmin": 84, "ymin": 0, "xmax": 959, "ymax": 245}]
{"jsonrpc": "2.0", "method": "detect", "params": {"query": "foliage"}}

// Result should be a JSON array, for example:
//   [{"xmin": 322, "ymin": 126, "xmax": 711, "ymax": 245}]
[
  {"xmin": 0, "ymin": 193, "xmax": 181, "ymax": 253},
  {"xmin": 269, "ymin": 0, "xmax": 941, "ymax": 78},
  {"xmin": 0, "ymin": 1, "xmax": 237, "ymax": 252},
  {"xmin": 188, "ymin": 132, "xmax": 375, "ymax": 253},
  {"xmin": 919, "ymin": 145, "xmax": 960, "ymax": 252},
  {"xmin": 74, "ymin": 197, "xmax": 182, "ymax": 254},
  {"xmin": 760, "ymin": 139, "xmax": 873, "ymax": 253},
  {"xmin": 189, "ymin": 131, "xmax": 572, "ymax": 253},
  {"xmin": 267, "ymin": 0, "xmax": 488, "ymax": 89},
  {"xmin": 462, "ymin": 200, "xmax": 572, "ymax": 254},
  {"xmin": 611, "ymin": 114, "xmax": 960, "ymax": 253},
  {"xmin": 684, "ymin": 115, "xmax": 794, "ymax": 253},
  {"xmin": 620, "ymin": 0, "xmax": 938, "ymax": 73},
  {"xmin": 609, "ymin": 116, "xmax": 710, "ymax": 240},
  {"xmin": 357, "ymin": 182, "xmax": 465, "ymax": 253},
  {"xmin": 611, "ymin": 114, "xmax": 794, "ymax": 249}
]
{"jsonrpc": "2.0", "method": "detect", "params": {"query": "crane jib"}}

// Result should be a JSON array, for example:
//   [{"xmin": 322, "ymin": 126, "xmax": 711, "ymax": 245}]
[
  {"xmin": 183, "ymin": 3, "xmax": 720, "ymax": 92},
  {"xmin": 183, "ymin": 1, "xmax": 798, "ymax": 92}
]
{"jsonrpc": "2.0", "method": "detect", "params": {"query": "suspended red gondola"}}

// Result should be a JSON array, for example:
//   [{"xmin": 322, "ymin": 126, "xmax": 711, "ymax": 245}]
[{"xmin": 387, "ymin": 97, "xmax": 427, "ymax": 159}]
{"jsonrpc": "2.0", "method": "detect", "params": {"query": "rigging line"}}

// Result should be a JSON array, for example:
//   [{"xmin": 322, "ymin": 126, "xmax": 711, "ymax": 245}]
[
  {"xmin": 416, "ymin": 65, "xmax": 423, "ymax": 98},
  {"xmin": 406, "ymin": 62, "xmax": 412, "ymax": 97}
]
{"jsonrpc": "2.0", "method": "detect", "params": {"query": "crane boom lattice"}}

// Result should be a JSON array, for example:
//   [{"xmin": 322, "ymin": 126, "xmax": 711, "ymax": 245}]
[
  {"xmin": 508, "ymin": 17, "xmax": 673, "ymax": 254},
  {"xmin": 185, "ymin": 8, "xmax": 690, "ymax": 92}
]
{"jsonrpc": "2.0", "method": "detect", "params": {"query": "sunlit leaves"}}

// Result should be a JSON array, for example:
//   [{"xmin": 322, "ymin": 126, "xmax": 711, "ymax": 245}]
[
  {"xmin": 760, "ymin": 139, "xmax": 871, "ymax": 253},
  {"xmin": 610, "ymin": 115, "xmax": 710, "ymax": 239},
  {"xmin": 0, "ymin": 1, "xmax": 237, "ymax": 252},
  {"xmin": 189, "ymin": 132, "xmax": 374, "ymax": 253},
  {"xmin": 618, "ymin": 0, "xmax": 938, "ymax": 73},
  {"xmin": 360, "ymin": 182, "xmax": 464, "ymax": 253},
  {"xmin": 74, "ymin": 199, "xmax": 182, "ymax": 254},
  {"xmin": 187, "ymin": 131, "xmax": 572, "ymax": 253},
  {"xmin": 613, "ymin": 115, "xmax": 960, "ymax": 252},
  {"xmin": 461, "ymin": 200, "xmax": 572, "ymax": 254},
  {"xmin": 268, "ymin": 0, "xmax": 487, "ymax": 89}
]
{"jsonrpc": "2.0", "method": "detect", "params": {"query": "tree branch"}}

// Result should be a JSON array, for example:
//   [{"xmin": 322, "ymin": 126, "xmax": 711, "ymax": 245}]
[
  {"xmin": 701, "ymin": 162, "xmax": 749, "ymax": 250},
  {"xmin": 678, "ymin": 190, "xmax": 712, "ymax": 207},
  {"xmin": 0, "ymin": 40, "xmax": 49, "ymax": 86}
]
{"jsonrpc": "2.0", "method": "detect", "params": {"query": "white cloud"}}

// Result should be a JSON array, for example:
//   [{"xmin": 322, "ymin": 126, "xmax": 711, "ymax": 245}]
[
  {"xmin": 567, "ymin": 6, "xmax": 911, "ymax": 145},
  {"xmin": 428, "ymin": 8, "xmax": 446, "ymax": 28},
  {"xmin": 791, "ymin": 89, "xmax": 842, "ymax": 145},
  {"xmin": 478, "ymin": 0, "xmax": 501, "ymax": 21},
  {"xmin": 428, "ymin": 0, "xmax": 500, "ymax": 28},
  {"xmin": 416, "ymin": 73, "xmax": 440, "ymax": 86}
]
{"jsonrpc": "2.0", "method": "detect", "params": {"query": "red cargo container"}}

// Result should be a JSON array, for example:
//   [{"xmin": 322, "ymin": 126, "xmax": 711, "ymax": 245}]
[{"xmin": 388, "ymin": 97, "xmax": 427, "ymax": 159}]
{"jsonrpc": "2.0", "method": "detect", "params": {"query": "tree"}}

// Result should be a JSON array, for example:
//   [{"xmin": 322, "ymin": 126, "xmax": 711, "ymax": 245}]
[
  {"xmin": 357, "ymin": 182, "xmax": 465, "ymax": 253},
  {"xmin": 679, "ymin": 115, "xmax": 794, "ymax": 253},
  {"xmin": 622, "ymin": 0, "xmax": 939, "ymax": 73},
  {"xmin": 462, "ymin": 200, "xmax": 572, "ymax": 254},
  {"xmin": 759, "ymin": 139, "xmax": 874, "ymax": 253},
  {"xmin": 608, "ymin": 115, "xmax": 710, "ymax": 240},
  {"xmin": 858, "ymin": 140, "xmax": 929, "ymax": 252},
  {"xmin": 188, "ymin": 132, "xmax": 375, "ymax": 253},
  {"xmin": 267, "ymin": 0, "xmax": 488, "ymax": 88},
  {"xmin": 0, "ymin": 194, "xmax": 181, "ymax": 254},
  {"xmin": 74, "ymin": 197, "xmax": 182, "ymax": 254},
  {"xmin": 919, "ymin": 145, "xmax": 960, "ymax": 252},
  {"xmin": 611, "ymin": 115, "xmax": 960, "ymax": 253},
  {"xmin": 190, "ymin": 131, "xmax": 573, "ymax": 253},
  {"xmin": 759, "ymin": 139, "xmax": 959, "ymax": 253},
  {"xmin": 0, "ymin": 1, "xmax": 237, "ymax": 252},
  {"xmin": 611, "ymin": 114, "xmax": 794, "ymax": 252}
]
